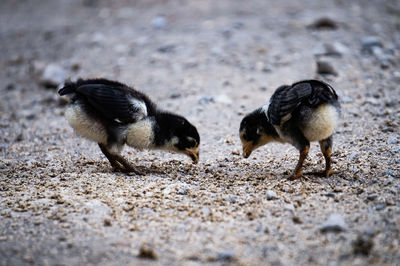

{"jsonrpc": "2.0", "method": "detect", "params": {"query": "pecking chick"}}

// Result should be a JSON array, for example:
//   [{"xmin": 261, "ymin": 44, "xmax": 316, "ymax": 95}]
[
  {"xmin": 59, "ymin": 78, "xmax": 200, "ymax": 174},
  {"xmin": 239, "ymin": 79, "xmax": 340, "ymax": 180}
]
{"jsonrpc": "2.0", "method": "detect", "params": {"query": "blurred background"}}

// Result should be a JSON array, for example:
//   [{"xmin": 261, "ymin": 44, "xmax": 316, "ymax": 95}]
[{"xmin": 1, "ymin": 0, "xmax": 399, "ymax": 160}]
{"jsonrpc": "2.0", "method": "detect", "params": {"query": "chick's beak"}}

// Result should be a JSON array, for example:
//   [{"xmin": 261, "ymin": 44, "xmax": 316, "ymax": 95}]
[
  {"xmin": 185, "ymin": 147, "xmax": 199, "ymax": 164},
  {"xmin": 242, "ymin": 143, "xmax": 254, "ymax": 158}
]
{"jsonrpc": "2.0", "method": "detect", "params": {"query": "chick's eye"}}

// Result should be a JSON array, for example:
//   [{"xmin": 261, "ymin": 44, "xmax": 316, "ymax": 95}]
[{"xmin": 186, "ymin": 137, "xmax": 197, "ymax": 147}]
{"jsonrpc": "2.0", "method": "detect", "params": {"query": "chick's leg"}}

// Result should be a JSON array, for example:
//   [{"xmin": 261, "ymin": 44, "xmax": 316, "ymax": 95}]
[
  {"xmin": 98, "ymin": 143, "xmax": 143, "ymax": 175},
  {"xmin": 98, "ymin": 143, "xmax": 123, "ymax": 171},
  {"xmin": 289, "ymin": 145, "xmax": 310, "ymax": 180},
  {"xmin": 113, "ymin": 154, "xmax": 144, "ymax": 175},
  {"xmin": 319, "ymin": 136, "xmax": 333, "ymax": 177}
]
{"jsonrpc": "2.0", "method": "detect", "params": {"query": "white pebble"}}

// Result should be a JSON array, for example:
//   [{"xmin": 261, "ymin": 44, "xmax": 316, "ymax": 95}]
[{"xmin": 266, "ymin": 190, "xmax": 278, "ymax": 200}]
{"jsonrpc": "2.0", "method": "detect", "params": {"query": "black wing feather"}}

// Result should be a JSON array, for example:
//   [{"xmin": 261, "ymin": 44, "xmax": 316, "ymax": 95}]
[
  {"xmin": 268, "ymin": 85, "xmax": 290, "ymax": 125},
  {"xmin": 75, "ymin": 84, "xmax": 143, "ymax": 124},
  {"xmin": 268, "ymin": 80, "xmax": 338, "ymax": 126}
]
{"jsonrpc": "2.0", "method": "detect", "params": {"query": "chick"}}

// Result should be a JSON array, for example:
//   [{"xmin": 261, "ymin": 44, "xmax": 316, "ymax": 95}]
[
  {"xmin": 59, "ymin": 78, "xmax": 200, "ymax": 174},
  {"xmin": 239, "ymin": 80, "xmax": 340, "ymax": 180}
]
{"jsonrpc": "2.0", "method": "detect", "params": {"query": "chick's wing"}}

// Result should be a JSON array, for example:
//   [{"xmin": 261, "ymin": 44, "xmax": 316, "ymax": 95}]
[
  {"xmin": 268, "ymin": 83, "xmax": 312, "ymax": 125},
  {"xmin": 76, "ymin": 84, "xmax": 147, "ymax": 124}
]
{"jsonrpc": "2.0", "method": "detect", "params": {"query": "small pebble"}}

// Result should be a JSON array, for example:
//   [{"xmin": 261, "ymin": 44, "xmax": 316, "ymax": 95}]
[
  {"xmin": 361, "ymin": 36, "xmax": 383, "ymax": 53},
  {"xmin": 198, "ymin": 97, "xmax": 215, "ymax": 104},
  {"xmin": 292, "ymin": 216, "xmax": 303, "ymax": 224},
  {"xmin": 320, "ymin": 213, "xmax": 348, "ymax": 233},
  {"xmin": 40, "ymin": 64, "xmax": 68, "ymax": 88},
  {"xmin": 325, "ymin": 192, "xmax": 335, "ymax": 198},
  {"xmin": 151, "ymin": 15, "xmax": 167, "ymax": 29},
  {"xmin": 385, "ymin": 169, "xmax": 394, "ymax": 177},
  {"xmin": 308, "ymin": 17, "xmax": 338, "ymax": 30},
  {"xmin": 177, "ymin": 187, "xmax": 188, "ymax": 195},
  {"xmin": 169, "ymin": 93, "xmax": 181, "ymax": 99},
  {"xmin": 202, "ymin": 207, "xmax": 211, "ymax": 216},
  {"xmin": 316, "ymin": 60, "xmax": 338, "ymax": 76},
  {"xmin": 231, "ymin": 150, "xmax": 240, "ymax": 156},
  {"xmin": 366, "ymin": 194, "xmax": 377, "ymax": 201},
  {"xmin": 349, "ymin": 152, "xmax": 360, "ymax": 162},
  {"xmin": 138, "ymin": 243, "xmax": 158, "ymax": 260},
  {"xmin": 103, "ymin": 218, "xmax": 112, "ymax": 226},
  {"xmin": 6, "ymin": 83, "xmax": 16, "ymax": 91},
  {"xmin": 352, "ymin": 234, "xmax": 374, "ymax": 256},
  {"xmin": 157, "ymin": 44, "xmax": 175, "ymax": 53},
  {"xmin": 375, "ymin": 203, "xmax": 386, "ymax": 211},
  {"xmin": 385, "ymin": 199, "xmax": 395, "ymax": 206},
  {"xmin": 217, "ymin": 251, "xmax": 235, "ymax": 262},
  {"xmin": 214, "ymin": 94, "xmax": 232, "ymax": 104},
  {"xmin": 387, "ymin": 136, "xmax": 398, "ymax": 144},
  {"xmin": 313, "ymin": 42, "xmax": 349, "ymax": 56},
  {"xmin": 266, "ymin": 190, "xmax": 278, "ymax": 200},
  {"xmin": 226, "ymin": 195, "xmax": 237, "ymax": 203}
]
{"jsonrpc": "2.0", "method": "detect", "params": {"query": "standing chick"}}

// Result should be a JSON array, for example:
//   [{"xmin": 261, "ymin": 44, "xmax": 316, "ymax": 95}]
[
  {"xmin": 59, "ymin": 78, "xmax": 200, "ymax": 174},
  {"xmin": 239, "ymin": 80, "xmax": 340, "ymax": 180}
]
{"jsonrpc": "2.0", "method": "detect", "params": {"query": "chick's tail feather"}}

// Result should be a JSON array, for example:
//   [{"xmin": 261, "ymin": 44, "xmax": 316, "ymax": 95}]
[{"xmin": 58, "ymin": 81, "xmax": 77, "ymax": 96}]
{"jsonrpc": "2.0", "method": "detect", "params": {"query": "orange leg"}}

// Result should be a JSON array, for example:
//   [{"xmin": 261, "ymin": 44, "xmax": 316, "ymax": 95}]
[
  {"xmin": 288, "ymin": 145, "xmax": 310, "ymax": 180},
  {"xmin": 319, "ymin": 137, "xmax": 333, "ymax": 177}
]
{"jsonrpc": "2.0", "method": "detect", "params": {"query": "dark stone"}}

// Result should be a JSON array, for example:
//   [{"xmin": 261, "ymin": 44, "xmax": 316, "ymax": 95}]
[
  {"xmin": 217, "ymin": 251, "xmax": 235, "ymax": 262},
  {"xmin": 366, "ymin": 194, "xmax": 377, "ymax": 201},
  {"xmin": 169, "ymin": 93, "xmax": 181, "ymax": 99},
  {"xmin": 83, "ymin": 0, "xmax": 99, "ymax": 7},
  {"xmin": 352, "ymin": 234, "xmax": 374, "ymax": 256},
  {"xmin": 308, "ymin": 17, "xmax": 338, "ymax": 30},
  {"xmin": 138, "ymin": 243, "xmax": 158, "ymax": 260},
  {"xmin": 233, "ymin": 22, "xmax": 244, "ymax": 29},
  {"xmin": 14, "ymin": 133, "xmax": 23, "ymax": 142},
  {"xmin": 292, "ymin": 216, "xmax": 303, "ymax": 224},
  {"xmin": 325, "ymin": 192, "xmax": 335, "ymax": 198},
  {"xmin": 157, "ymin": 45, "xmax": 175, "ymax": 53},
  {"xmin": 198, "ymin": 97, "xmax": 215, "ymax": 104},
  {"xmin": 25, "ymin": 114, "xmax": 36, "ymax": 120},
  {"xmin": 103, "ymin": 219, "xmax": 112, "ymax": 226},
  {"xmin": 6, "ymin": 83, "xmax": 15, "ymax": 91},
  {"xmin": 375, "ymin": 203, "xmax": 386, "ymax": 211},
  {"xmin": 316, "ymin": 60, "xmax": 338, "ymax": 76}
]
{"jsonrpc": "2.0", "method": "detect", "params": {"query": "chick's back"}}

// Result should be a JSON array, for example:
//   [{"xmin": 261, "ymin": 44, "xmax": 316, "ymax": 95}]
[
  {"xmin": 267, "ymin": 80, "xmax": 340, "ymax": 142},
  {"xmin": 60, "ymin": 79, "xmax": 156, "ymax": 124},
  {"xmin": 59, "ymin": 79, "xmax": 157, "ymax": 145}
]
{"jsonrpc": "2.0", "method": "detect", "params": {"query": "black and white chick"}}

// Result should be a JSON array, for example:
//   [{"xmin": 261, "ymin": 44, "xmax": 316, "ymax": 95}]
[
  {"xmin": 58, "ymin": 78, "xmax": 200, "ymax": 174},
  {"xmin": 239, "ymin": 80, "xmax": 340, "ymax": 180}
]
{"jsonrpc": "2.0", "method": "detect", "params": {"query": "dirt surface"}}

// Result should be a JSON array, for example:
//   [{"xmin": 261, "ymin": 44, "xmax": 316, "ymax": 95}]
[{"xmin": 1, "ymin": 0, "xmax": 399, "ymax": 265}]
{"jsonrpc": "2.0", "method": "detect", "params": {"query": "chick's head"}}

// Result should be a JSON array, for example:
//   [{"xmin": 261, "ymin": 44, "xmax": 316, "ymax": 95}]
[
  {"xmin": 239, "ymin": 108, "xmax": 271, "ymax": 158},
  {"xmin": 157, "ymin": 113, "xmax": 200, "ymax": 163}
]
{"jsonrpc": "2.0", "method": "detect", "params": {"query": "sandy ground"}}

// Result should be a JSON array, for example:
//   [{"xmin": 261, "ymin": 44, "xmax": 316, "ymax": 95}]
[{"xmin": 0, "ymin": 0, "xmax": 399, "ymax": 265}]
